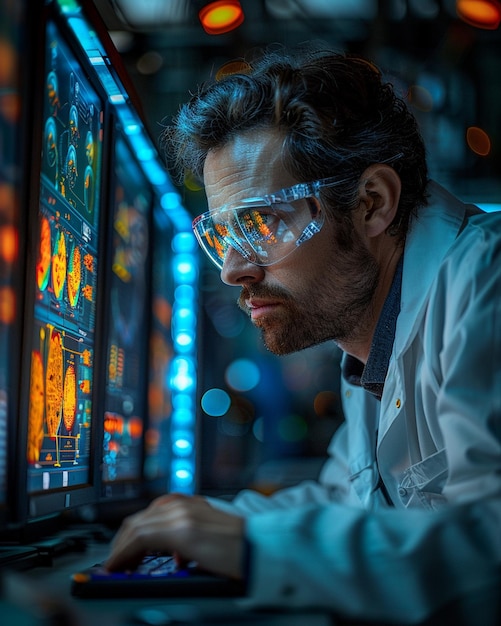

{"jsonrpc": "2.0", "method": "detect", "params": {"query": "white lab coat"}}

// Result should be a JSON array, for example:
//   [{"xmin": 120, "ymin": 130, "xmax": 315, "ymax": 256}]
[{"xmin": 210, "ymin": 182, "xmax": 501, "ymax": 624}]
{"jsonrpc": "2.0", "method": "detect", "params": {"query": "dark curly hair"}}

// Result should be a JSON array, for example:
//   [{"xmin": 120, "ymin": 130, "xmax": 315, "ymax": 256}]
[{"xmin": 162, "ymin": 44, "xmax": 429, "ymax": 241}]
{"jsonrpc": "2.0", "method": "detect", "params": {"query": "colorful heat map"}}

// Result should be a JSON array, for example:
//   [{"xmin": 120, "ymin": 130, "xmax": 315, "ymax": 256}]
[
  {"xmin": 45, "ymin": 327, "xmax": 63, "ymax": 439},
  {"xmin": 27, "ymin": 350, "xmax": 44, "ymax": 465},
  {"xmin": 27, "ymin": 330, "xmax": 88, "ymax": 465},
  {"xmin": 36, "ymin": 216, "xmax": 51, "ymax": 291},
  {"xmin": 36, "ymin": 215, "xmax": 84, "ymax": 308},
  {"xmin": 67, "ymin": 244, "xmax": 81, "ymax": 307},
  {"xmin": 51, "ymin": 230, "xmax": 67, "ymax": 300}
]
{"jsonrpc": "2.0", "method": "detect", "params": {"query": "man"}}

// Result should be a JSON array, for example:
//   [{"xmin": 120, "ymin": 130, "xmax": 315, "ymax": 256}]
[{"xmin": 106, "ymin": 47, "xmax": 501, "ymax": 624}]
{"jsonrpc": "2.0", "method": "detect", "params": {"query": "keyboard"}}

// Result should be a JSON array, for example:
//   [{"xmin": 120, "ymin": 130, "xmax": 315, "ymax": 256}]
[
  {"xmin": 121, "ymin": 553, "xmax": 182, "ymax": 577},
  {"xmin": 71, "ymin": 552, "xmax": 245, "ymax": 598}
]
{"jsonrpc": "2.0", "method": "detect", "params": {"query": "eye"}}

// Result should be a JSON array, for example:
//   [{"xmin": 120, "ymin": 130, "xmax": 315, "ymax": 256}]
[{"xmin": 239, "ymin": 209, "xmax": 280, "ymax": 244}]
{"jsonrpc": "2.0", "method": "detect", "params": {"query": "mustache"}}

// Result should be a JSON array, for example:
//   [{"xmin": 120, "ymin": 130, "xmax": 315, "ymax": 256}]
[{"xmin": 237, "ymin": 284, "xmax": 292, "ymax": 312}]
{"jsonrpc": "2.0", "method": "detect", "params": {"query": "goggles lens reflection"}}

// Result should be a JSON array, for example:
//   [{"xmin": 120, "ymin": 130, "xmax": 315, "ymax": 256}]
[{"xmin": 193, "ymin": 197, "xmax": 323, "ymax": 269}]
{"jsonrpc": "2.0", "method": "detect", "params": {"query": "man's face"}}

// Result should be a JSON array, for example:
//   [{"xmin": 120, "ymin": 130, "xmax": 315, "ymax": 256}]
[{"xmin": 203, "ymin": 129, "xmax": 380, "ymax": 356}]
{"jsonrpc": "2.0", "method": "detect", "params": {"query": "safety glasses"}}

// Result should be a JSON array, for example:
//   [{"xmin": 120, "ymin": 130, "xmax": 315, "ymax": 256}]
[{"xmin": 192, "ymin": 175, "xmax": 352, "ymax": 269}]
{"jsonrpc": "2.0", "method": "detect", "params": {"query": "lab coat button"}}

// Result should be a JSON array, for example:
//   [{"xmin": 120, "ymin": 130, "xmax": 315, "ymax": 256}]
[
  {"xmin": 398, "ymin": 487, "xmax": 407, "ymax": 497},
  {"xmin": 395, "ymin": 398, "xmax": 401, "ymax": 409}
]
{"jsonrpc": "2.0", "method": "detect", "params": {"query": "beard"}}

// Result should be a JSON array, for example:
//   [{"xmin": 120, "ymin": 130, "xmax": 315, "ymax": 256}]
[{"xmin": 238, "ymin": 232, "xmax": 380, "ymax": 356}]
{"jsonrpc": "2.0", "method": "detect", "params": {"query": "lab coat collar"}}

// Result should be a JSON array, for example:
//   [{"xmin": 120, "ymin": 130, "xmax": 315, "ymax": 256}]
[{"xmin": 393, "ymin": 180, "xmax": 470, "ymax": 359}]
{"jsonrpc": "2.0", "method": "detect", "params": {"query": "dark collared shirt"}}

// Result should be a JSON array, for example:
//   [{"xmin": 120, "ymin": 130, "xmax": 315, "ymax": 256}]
[{"xmin": 342, "ymin": 256, "xmax": 403, "ymax": 400}]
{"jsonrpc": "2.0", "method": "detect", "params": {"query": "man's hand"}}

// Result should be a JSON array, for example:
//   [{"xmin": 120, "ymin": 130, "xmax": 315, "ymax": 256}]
[{"xmin": 104, "ymin": 494, "xmax": 246, "ymax": 580}]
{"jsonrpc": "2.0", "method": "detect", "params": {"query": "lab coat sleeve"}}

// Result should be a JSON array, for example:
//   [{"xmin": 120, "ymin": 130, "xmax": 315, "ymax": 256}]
[
  {"xmin": 243, "ymin": 498, "xmax": 501, "ymax": 624},
  {"xmin": 207, "ymin": 478, "xmax": 341, "ymax": 515}
]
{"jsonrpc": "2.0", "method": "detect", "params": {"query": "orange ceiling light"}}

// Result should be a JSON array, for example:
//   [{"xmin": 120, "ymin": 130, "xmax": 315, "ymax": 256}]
[
  {"xmin": 199, "ymin": 1, "xmax": 245, "ymax": 35},
  {"xmin": 456, "ymin": 0, "xmax": 501, "ymax": 29}
]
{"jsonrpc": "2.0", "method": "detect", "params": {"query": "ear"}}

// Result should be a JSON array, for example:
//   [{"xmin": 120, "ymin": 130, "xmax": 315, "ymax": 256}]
[{"xmin": 358, "ymin": 164, "xmax": 401, "ymax": 238}]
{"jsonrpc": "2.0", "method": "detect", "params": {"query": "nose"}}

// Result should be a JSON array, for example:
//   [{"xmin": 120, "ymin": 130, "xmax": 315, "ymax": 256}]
[{"xmin": 220, "ymin": 246, "xmax": 265, "ymax": 286}]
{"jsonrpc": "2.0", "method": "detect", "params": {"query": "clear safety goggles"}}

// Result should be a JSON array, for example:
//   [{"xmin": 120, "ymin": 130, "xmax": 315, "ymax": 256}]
[{"xmin": 192, "ymin": 175, "xmax": 351, "ymax": 270}]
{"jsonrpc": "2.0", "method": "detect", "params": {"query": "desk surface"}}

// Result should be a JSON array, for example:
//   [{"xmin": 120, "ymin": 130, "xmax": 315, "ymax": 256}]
[{"xmin": 1, "ymin": 542, "xmax": 335, "ymax": 626}]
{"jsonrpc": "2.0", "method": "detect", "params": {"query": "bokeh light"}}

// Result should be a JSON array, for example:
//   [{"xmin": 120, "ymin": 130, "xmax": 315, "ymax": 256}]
[
  {"xmin": 0, "ymin": 287, "xmax": 15, "ymax": 324},
  {"xmin": 199, "ymin": 1, "xmax": 244, "ymax": 35},
  {"xmin": 225, "ymin": 358, "xmax": 260, "ymax": 392},
  {"xmin": 215, "ymin": 59, "xmax": 252, "ymax": 81},
  {"xmin": 408, "ymin": 85, "xmax": 434, "ymax": 112},
  {"xmin": 313, "ymin": 391, "xmax": 339, "ymax": 417},
  {"xmin": 136, "ymin": 50, "xmax": 163, "ymax": 75},
  {"xmin": 466, "ymin": 126, "xmax": 491, "ymax": 156},
  {"xmin": 0, "ymin": 224, "xmax": 18, "ymax": 263},
  {"xmin": 456, "ymin": 0, "xmax": 501, "ymax": 29},
  {"xmin": 201, "ymin": 387, "xmax": 231, "ymax": 416},
  {"xmin": 252, "ymin": 416, "xmax": 265, "ymax": 442}
]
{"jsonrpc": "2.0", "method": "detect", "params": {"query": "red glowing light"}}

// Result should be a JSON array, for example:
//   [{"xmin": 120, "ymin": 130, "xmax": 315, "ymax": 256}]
[
  {"xmin": 199, "ymin": 1, "xmax": 244, "ymax": 35},
  {"xmin": 456, "ymin": 0, "xmax": 501, "ymax": 29}
]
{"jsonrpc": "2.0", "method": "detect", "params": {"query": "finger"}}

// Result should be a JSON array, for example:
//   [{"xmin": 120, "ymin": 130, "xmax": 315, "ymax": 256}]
[
  {"xmin": 105, "ymin": 541, "xmax": 147, "ymax": 572},
  {"xmin": 105, "ymin": 497, "xmax": 186, "ymax": 571},
  {"xmin": 105, "ymin": 515, "xmax": 152, "ymax": 571},
  {"xmin": 173, "ymin": 550, "xmax": 189, "ymax": 568}
]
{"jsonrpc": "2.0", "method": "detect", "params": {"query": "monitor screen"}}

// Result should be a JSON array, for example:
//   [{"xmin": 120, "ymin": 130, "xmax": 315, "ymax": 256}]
[
  {"xmin": 100, "ymin": 130, "xmax": 151, "ymax": 500},
  {"xmin": 100, "ymin": 144, "xmax": 198, "ymax": 504},
  {"xmin": 22, "ymin": 15, "xmax": 105, "ymax": 519},
  {"xmin": 143, "ymin": 201, "xmax": 176, "ymax": 493}
]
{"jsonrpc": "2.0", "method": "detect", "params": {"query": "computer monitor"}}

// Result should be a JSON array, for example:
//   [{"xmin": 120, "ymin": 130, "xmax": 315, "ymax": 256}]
[
  {"xmin": 100, "ymin": 128, "xmax": 152, "ymax": 505},
  {"xmin": 9, "ymin": 0, "xmax": 200, "ymax": 539},
  {"xmin": 99, "ymin": 126, "xmax": 201, "ymax": 513},
  {"xmin": 16, "ymin": 7, "xmax": 107, "ymax": 528}
]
